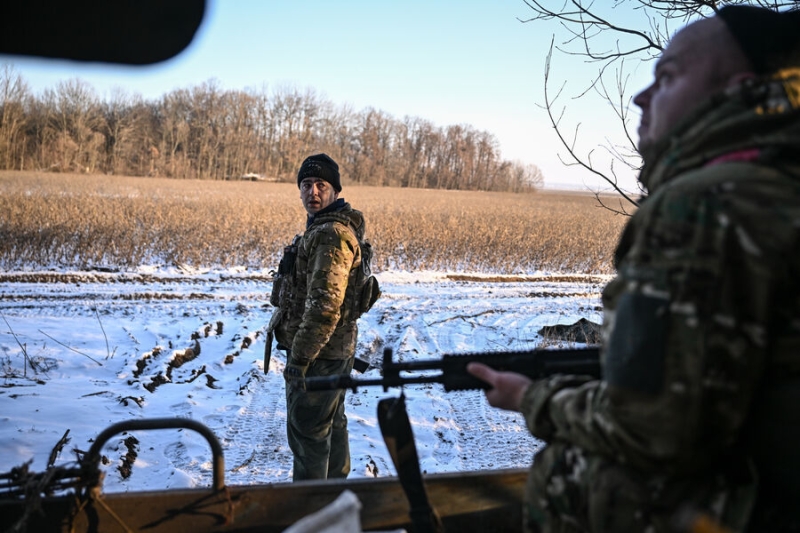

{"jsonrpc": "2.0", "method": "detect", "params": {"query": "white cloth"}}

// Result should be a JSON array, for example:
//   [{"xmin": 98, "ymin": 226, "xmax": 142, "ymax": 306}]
[{"xmin": 282, "ymin": 489, "xmax": 406, "ymax": 533}]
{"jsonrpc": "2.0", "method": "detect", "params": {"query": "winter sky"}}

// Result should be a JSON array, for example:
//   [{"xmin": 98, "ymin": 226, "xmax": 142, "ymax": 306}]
[{"xmin": 2, "ymin": 1, "xmax": 655, "ymax": 191}]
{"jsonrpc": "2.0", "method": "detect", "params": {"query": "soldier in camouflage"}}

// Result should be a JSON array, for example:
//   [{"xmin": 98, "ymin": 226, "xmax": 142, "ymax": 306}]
[
  {"xmin": 269, "ymin": 153, "xmax": 367, "ymax": 481},
  {"xmin": 469, "ymin": 6, "xmax": 800, "ymax": 532}
]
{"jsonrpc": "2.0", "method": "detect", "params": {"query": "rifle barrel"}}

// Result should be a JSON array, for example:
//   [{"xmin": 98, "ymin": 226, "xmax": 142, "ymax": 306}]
[{"xmin": 303, "ymin": 373, "xmax": 445, "ymax": 392}]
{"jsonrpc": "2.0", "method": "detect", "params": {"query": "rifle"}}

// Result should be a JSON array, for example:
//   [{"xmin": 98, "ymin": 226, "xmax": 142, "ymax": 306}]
[{"xmin": 303, "ymin": 346, "xmax": 602, "ymax": 392}]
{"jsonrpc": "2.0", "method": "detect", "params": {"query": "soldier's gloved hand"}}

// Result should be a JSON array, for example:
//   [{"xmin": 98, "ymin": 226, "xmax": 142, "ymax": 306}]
[{"xmin": 284, "ymin": 358, "xmax": 309, "ymax": 389}]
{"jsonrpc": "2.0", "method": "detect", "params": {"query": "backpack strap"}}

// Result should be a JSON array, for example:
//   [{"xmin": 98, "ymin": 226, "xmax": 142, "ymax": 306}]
[
  {"xmin": 314, "ymin": 211, "xmax": 380, "ymax": 319},
  {"xmin": 313, "ymin": 212, "xmax": 363, "ymax": 242}
]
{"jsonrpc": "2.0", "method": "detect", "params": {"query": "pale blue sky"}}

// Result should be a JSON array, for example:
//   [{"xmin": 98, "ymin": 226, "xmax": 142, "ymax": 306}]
[{"xmin": 4, "ymin": 1, "xmax": 653, "ymax": 191}]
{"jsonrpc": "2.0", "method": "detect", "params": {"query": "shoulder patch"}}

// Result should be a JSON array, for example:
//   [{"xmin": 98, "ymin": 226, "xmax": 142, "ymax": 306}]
[{"xmin": 605, "ymin": 293, "xmax": 668, "ymax": 395}]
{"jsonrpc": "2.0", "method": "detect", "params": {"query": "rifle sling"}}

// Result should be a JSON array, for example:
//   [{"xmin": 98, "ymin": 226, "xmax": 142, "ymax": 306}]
[{"xmin": 378, "ymin": 394, "xmax": 444, "ymax": 533}]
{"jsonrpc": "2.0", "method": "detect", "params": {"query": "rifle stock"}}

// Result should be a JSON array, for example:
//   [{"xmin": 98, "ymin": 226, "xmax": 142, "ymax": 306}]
[{"xmin": 303, "ymin": 346, "xmax": 601, "ymax": 392}]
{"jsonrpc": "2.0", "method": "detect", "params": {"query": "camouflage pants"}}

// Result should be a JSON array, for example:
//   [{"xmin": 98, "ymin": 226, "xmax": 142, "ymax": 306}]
[
  {"xmin": 285, "ymin": 357, "xmax": 354, "ymax": 481},
  {"xmin": 524, "ymin": 442, "xmax": 728, "ymax": 533}
]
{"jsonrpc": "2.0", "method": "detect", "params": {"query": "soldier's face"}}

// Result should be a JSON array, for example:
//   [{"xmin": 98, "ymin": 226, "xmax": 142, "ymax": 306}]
[
  {"xmin": 300, "ymin": 177, "xmax": 338, "ymax": 215},
  {"xmin": 633, "ymin": 19, "xmax": 729, "ymax": 152}
]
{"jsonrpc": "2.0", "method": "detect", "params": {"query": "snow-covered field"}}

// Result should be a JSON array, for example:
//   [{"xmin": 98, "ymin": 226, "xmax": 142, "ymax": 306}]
[{"xmin": 0, "ymin": 267, "xmax": 607, "ymax": 494}]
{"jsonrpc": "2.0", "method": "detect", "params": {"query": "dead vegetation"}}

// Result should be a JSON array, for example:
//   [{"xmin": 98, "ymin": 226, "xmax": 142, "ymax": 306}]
[{"xmin": 0, "ymin": 171, "xmax": 629, "ymax": 274}]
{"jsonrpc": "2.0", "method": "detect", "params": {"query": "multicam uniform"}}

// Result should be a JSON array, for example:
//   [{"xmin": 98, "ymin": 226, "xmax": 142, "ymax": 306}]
[
  {"xmin": 521, "ymin": 70, "xmax": 800, "ymax": 532},
  {"xmin": 270, "ymin": 199, "xmax": 365, "ymax": 481}
]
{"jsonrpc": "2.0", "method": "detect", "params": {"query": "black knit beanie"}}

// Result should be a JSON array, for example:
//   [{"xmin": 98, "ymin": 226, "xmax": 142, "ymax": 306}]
[
  {"xmin": 297, "ymin": 153, "xmax": 341, "ymax": 192},
  {"xmin": 718, "ymin": 6, "xmax": 800, "ymax": 74}
]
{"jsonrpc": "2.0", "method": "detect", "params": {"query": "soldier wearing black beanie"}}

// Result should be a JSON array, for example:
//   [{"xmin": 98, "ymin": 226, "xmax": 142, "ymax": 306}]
[
  {"xmin": 296, "ymin": 153, "xmax": 341, "ymax": 192},
  {"xmin": 270, "ymin": 150, "xmax": 374, "ymax": 483}
]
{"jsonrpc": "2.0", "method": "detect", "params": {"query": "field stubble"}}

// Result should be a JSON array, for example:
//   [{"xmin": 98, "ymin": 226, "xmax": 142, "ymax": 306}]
[{"xmin": 0, "ymin": 171, "xmax": 629, "ymax": 274}]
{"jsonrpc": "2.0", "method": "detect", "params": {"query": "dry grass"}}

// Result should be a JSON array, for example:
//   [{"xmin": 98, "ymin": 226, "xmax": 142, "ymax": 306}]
[{"xmin": 0, "ymin": 171, "xmax": 629, "ymax": 274}]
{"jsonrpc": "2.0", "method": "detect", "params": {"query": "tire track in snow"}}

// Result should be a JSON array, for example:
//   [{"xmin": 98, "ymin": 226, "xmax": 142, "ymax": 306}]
[
  {"xmin": 219, "ymin": 365, "xmax": 293, "ymax": 485},
  {"xmin": 159, "ymin": 318, "xmax": 292, "ymax": 486},
  {"xmin": 160, "ymin": 365, "xmax": 292, "ymax": 484},
  {"xmin": 0, "ymin": 271, "xmax": 603, "ymax": 491},
  {"xmin": 450, "ymin": 389, "xmax": 543, "ymax": 471}
]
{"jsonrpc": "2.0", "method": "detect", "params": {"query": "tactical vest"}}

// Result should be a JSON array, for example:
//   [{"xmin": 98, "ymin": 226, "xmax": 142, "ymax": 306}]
[{"xmin": 269, "ymin": 212, "xmax": 380, "ymax": 349}]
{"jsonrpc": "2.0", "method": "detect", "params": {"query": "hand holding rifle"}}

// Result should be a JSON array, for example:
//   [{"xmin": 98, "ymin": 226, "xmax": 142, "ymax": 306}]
[{"xmin": 466, "ymin": 362, "xmax": 533, "ymax": 412}]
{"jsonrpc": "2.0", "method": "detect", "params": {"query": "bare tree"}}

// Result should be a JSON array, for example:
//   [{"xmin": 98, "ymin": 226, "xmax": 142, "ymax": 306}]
[
  {"xmin": 2, "ymin": 71, "xmax": 546, "ymax": 193},
  {"xmin": 46, "ymin": 79, "xmax": 103, "ymax": 173},
  {"xmin": 220, "ymin": 89, "xmax": 259, "ymax": 180},
  {"xmin": 396, "ymin": 116, "xmax": 431, "ymax": 189},
  {"xmin": 522, "ymin": 0, "xmax": 794, "ymax": 212},
  {"xmin": 269, "ymin": 84, "xmax": 325, "ymax": 180},
  {"xmin": 100, "ymin": 87, "xmax": 142, "ymax": 175},
  {"xmin": 515, "ymin": 162, "xmax": 545, "ymax": 192},
  {"xmin": 153, "ymin": 88, "xmax": 191, "ymax": 177},
  {"xmin": 0, "ymin": 64, "xmax": 30, "ymax": 170},
  {"xmin": 247, "ymin": 85, "xmax": 279, "ymax": 177},
  {"xmin": 350, "ymin": 107, "xmax": 393, "ymax": 185}
]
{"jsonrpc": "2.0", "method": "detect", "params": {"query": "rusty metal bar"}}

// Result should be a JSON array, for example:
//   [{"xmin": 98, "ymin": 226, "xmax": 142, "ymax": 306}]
[{"xmin": 85, "ymin": 418, "xmax": 225, "ymax": 491}]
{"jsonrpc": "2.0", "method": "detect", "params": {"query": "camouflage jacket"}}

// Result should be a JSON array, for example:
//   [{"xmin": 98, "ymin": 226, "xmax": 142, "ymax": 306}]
[
  {"xmin": 271, "ymin": 202, "xmax": 365, "ymax": 364},
  {"xmin": 522, "ymin": 69, "xmax": 800, "ymax": 527}
]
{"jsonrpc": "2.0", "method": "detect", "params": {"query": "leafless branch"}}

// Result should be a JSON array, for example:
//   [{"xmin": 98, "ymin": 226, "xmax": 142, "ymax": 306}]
[
  {"xmin": 38, "ymin": 329, "xmax": 103, "ymax": 366},
  {"xmin": 540, "ymin": 38, "xmax": 640, "ymax": 208},
  {"xmin": 1, "ymin": 313, "xmax": 31, "ymax": 377},
  {"xmin": 521, "ymin": 0, "xmax": 791, "ymax": 212},
  {"xmin": 47, "ymin": 430, "xmax": 71, "ymax": 468},
  {"xmin": 94, "ymin": 307, "xmax": 115, "ymax": 359}
]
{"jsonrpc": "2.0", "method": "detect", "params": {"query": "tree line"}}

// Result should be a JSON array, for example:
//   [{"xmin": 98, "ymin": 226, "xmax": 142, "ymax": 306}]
[{"xmin": 0, "ymin": 65, "xmax": 543, "ymax": 192}]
